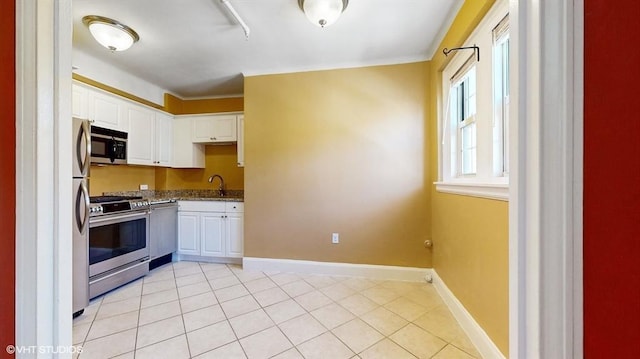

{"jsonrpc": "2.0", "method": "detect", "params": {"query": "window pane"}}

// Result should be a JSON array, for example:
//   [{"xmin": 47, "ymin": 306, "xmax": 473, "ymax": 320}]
[
  {"xmin": 461, "ymin": 122, "xmax": 476, "ymax": 175},
  {"xmin": 450, "ymin": 64, "xmax": 477, "ymax": 178},
  {"xmin": 492, "ymin": 32, "xmax": 510, "ymax": 177},
  {"xmin": 468, "ymin": 68, "xmax": 477, "ymax": 117},
  {"xmin": 459, "ymin": 82, "xmax": 465, "ymax": 122}
]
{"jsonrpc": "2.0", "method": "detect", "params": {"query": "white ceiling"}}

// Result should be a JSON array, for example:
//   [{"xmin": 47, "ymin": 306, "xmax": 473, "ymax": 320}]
[{"xmin": 72, "ymin": 0, "xmax": 462, "ymax": 98}]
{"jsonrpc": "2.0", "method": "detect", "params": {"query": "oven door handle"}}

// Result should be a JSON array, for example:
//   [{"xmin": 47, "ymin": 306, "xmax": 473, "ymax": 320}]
[
  {"xmin": 76, "ymin": 181, "xmax": 90, "ymax": 233},
  {"xmin": 90, "ymin": 211, "xmax": 149, "ymax": 226},
  {"xmin": 81, "ymin": 120, "xmax": 91, "ymax": 175}
]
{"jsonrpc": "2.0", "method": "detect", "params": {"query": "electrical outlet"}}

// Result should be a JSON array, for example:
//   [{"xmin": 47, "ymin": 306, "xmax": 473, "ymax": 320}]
[
  {"xmin": 332, "ymin": 233, "xmax": 339, "ymax": 244},
  {"xmin": 139, "ymin": 184, "xmax": 149, "ymax": 190}
]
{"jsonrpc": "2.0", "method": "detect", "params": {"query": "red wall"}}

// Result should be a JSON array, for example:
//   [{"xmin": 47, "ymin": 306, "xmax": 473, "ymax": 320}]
[
  {"xmin": 0, "ymin": 0, "xmax": 15, "ymax": 354},
  {"xmin": 584, "ymin": 0, "xmax": 640, "ymax": 357}
]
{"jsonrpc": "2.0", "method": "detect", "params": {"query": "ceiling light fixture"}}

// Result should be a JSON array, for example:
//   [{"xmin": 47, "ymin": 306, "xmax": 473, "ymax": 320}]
[
  {"xmin": 82, "ymin": 15, "xmax": 140, "ymax": 52},
  {"xmin": 298, "ymin": 0, "xmax": 349, "ymax": 28}
]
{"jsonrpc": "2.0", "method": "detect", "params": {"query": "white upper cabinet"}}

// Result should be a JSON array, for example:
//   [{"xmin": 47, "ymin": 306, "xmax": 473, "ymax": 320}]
[
  {"xmin": 72, "ymin": 83, "xmax": 88, "ymax": 119},
  {"xmin": 172, "ymin": 117, "xmax": 205, "ymax": 168},
  {"xmin": 89, "ymin": 89, "xmax": 129, "ymax": 131},
  {"xmin": 237, "ymin": 114, "xmax": 244, "ymax": 167},
  {"xmin": 73, "ymin": 81, "xmax": 174, "ymax": 167},
  {"xmin": 191, "ymin": 114, "xmax": 237, "ymax": 143},
  {"xmin": 72, "ymin": 81, "xmax": 244, "ymax": 169},
  {"xmin": 127, "ymin": 105, "xmax": 174, "ymax": 167},
  {"xmin": 155, "ymin": 112, "xmax": 173, "ymax": 166},
  {"xmin": 73, "ymin": 81, "xmax": 128, "ymax": 131},
  {"xmin": 127, "ymin": 105, "xmax": 156, "ymax": 165}
]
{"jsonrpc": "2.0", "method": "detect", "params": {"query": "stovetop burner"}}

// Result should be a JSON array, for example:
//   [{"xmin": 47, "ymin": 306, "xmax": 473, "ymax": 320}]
[{"xmin": 90, "ymin": 195, "xmax": 143, "ymax": 204}]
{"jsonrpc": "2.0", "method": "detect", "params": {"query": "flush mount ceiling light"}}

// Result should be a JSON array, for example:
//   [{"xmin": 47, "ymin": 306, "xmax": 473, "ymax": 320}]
[
  {"xmin": 298, "ymin": 0, "xmax": 349, "ymax": 28},
  {"xmin": 82, "ymin": 15, "xmax": 140, "ymax": 52}
]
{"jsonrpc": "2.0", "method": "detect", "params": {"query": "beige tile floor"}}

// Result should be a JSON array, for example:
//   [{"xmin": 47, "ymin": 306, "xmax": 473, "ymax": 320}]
[{"xmin": 73, "ymin": 262, "xmax": 480, "ymax": 359}]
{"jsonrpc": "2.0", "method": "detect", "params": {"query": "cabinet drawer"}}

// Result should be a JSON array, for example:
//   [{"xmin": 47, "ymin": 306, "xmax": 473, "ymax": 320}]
[
  {"xmin": 178, "ymin": 201, "xmax": 225, "ymax": 212},
  {"xmin": 225, "ymin": 202, "xmax": 244, "ymax": 213}
]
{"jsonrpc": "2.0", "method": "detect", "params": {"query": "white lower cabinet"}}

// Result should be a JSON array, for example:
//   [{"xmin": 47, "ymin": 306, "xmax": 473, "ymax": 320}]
[
  {"xmin": 176, "ymin": 212, "xmax": 201, "ymax": 256},
  {"xmin": 201, "ymin": 214, "xmax": 225, "ymax": 257},
  {"xmin": 177, "ymin": 201, "xmax": 243, "ymax": 260},
  {"xmin": 226, "ymin": 213, "xmax": 244, "ymax": 257}
]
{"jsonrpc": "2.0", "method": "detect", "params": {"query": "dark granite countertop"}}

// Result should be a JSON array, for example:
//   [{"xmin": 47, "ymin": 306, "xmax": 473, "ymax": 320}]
[{"xmin": 103, "ymin": 189, "xmax": 244, "ymax": 202}]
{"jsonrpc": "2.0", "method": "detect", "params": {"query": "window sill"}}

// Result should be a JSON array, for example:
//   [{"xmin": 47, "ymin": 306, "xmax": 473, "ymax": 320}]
[{"xmin": 434, "ymin": 181, "xmax": 509, "ymax": 201}]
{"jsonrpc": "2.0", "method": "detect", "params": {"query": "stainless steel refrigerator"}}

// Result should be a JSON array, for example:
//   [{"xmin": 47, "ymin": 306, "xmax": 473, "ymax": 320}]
[{"xmin": 72, "ymin": 117, "xmax": 91, "ymax": 316}]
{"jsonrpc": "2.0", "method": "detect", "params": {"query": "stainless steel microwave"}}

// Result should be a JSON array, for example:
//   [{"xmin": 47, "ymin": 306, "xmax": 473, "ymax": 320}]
[{"xmin": 91, "ymin": 126, "xmax": 128, "ymax": 165}]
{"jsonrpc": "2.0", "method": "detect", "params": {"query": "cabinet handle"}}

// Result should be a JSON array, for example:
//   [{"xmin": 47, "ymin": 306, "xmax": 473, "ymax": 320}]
[{"xmin": 210, "ymin": 137, "xmax": 217, "ymax": 141}]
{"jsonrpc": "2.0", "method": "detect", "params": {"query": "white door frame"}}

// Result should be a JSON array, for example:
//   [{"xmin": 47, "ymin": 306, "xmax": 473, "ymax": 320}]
[
  {"xmin": 15, "ymin": 0, "xmax": 73, "ymax": 356},
  {"xmin": 509, "ymin": 0, "xmax": 583, "ymax": 357},
  {"xmin": 15, "ymin": 0, "xmax": 584, "ymax": 357}
]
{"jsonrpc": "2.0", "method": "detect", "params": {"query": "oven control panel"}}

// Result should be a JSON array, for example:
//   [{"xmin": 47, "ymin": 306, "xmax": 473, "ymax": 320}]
[
  {"xmin": 89, "ymin": 200, "xmax": 150, "ymax": 217},
  {"xmin": 89, "ymin": 205, "xmax": 103, "ymax": 215},
  {"xmin": 130, "ymin": 200, "xmax": 150, "ymax": 210}
]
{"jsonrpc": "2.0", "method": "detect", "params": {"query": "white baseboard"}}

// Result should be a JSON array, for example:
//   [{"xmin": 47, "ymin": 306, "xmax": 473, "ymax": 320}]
[
  {"xmin": 174, "ymin": 254, "xmax": 242, "ymax": 265},
  {"xmin": 242, "ymin": 257, "xmax": 431, "ymax": 282},
  {"xmin": 431, "ymin": 270, "xmax": 505, "ymax": 359}
]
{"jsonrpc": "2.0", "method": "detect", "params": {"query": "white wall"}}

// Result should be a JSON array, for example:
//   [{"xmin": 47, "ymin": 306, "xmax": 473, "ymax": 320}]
[{"xmin": 72, "ymin": 49, "xmax": 168, "ymax": 106}]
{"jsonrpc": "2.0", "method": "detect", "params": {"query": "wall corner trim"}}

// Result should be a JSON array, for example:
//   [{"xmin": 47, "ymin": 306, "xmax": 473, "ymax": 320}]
[
  {"xmin": 242, "ymin": 257, "xmax": 431, "ymax": 282},
  {"xmin": 432, "ymin": 270, "xmax": 506, "ymax": 359}
]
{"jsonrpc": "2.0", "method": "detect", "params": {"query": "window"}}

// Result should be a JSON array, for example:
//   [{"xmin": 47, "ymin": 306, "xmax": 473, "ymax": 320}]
[
  {"xmin": 436, "ymin": 0, "xmax": 510, "ymax": 201},
  {"xmin": 493, "ymin": 15, "xmax": 510, "ymax": 177},
  {"xmin": 450, "ymin": 62, "xmax": 477, "ymax": 176}
]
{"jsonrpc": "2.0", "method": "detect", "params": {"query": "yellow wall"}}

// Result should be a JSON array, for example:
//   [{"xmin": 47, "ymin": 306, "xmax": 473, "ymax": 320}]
[
  {"xmin": 157, "ymin": 94, "xmax": 245, "ymax": 190},
  {"xmin": 156, "ymin": 145, "xmax": 244, "ymax": 190},
  {"xmin": 428, "ymin": 0, "xmax": 509, "ymax": 355},
  {"xmin": 89, "ymin": 165, "xmax": 156, "ymax": 196},
  {"xmin": 89, "ymin": 144, "xmax": 244, "ymax": 194},
  {"xmin": 244, "ymin": 63, "xmax": 432, "ymax": 267}
]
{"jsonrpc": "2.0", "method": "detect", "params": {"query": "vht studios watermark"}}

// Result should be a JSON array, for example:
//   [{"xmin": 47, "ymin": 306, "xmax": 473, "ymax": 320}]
[{"xmin": 6, "ymin": 345, "xmax": 83, "ymax": 355}]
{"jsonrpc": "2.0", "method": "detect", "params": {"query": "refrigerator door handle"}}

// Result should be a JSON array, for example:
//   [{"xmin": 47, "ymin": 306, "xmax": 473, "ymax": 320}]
[
  {"xmin": 77, "ymin": 120, "xmax": 91, "ymax": 176},
  {"xmin": 76, "ymin": 181, "xmax": 90, "ymax": 233}
]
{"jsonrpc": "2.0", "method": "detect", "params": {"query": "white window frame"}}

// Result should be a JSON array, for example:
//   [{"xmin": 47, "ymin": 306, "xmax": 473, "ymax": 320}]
[
  {"xmin": 451, "ymin": 64, "xmax": 478, "ymax": 176},
  {"xmin": 436, "ymin": 0, "xmax": 510, "ymax": 201},
  {"xmin": 493, "ymin": 15, "xmax": 510, "ymax": 178}
]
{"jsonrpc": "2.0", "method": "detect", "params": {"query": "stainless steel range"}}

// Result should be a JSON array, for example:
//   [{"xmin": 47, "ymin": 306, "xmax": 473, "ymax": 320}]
[{"xmin": 88, "ymin": 195, "xmax": 151, "ymax": 298}]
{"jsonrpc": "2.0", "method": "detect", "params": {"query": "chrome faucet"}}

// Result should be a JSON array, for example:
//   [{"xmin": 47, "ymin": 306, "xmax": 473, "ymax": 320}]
[{"xmin": 208, "ymin": 174, "xmax": 225, "ymax": 197}]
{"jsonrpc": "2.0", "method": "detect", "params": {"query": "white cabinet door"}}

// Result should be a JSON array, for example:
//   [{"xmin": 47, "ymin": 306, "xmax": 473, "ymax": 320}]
[
  {"xmin": 178, "ymin": 212, "xmax": 200, "ymax": 256},
  {"xmin": 192, "ymin": 115, "xmax": 237, "ymax": 143},
  {"xmin": 127, "ymin": 106, "xmax": 174, "ymax": 167},
  {"xmin": 177, "ymin": 201, "xmax": 243, "ymax": 260},
  {"xmin": 155, "ymin": 112, "xmax": 173, "ymax": 166},
  {"xmin": 126, "ymin": 105, "xmax": 156, "ymax": 165},
  {"xmin": 172, "ymin": 117, "xmax": 205, "ymax": 168},
  {"xmin": 201, "ymin": 213, "xmax": 225, "ymax": 257},
  {"xmin": 89, "ymin": 90, "xmax": 127, "ymax": 131},
  {"xmin": 72, "ymin": 84, "xmax": 88, "ymax": 119},
  {"xmin": 236, "ymin": 114, "xmax": 244, "ymax": 167},
  {"xmin": 226, "ymin": 213, "xmax": 244, "ymax": 258}
]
